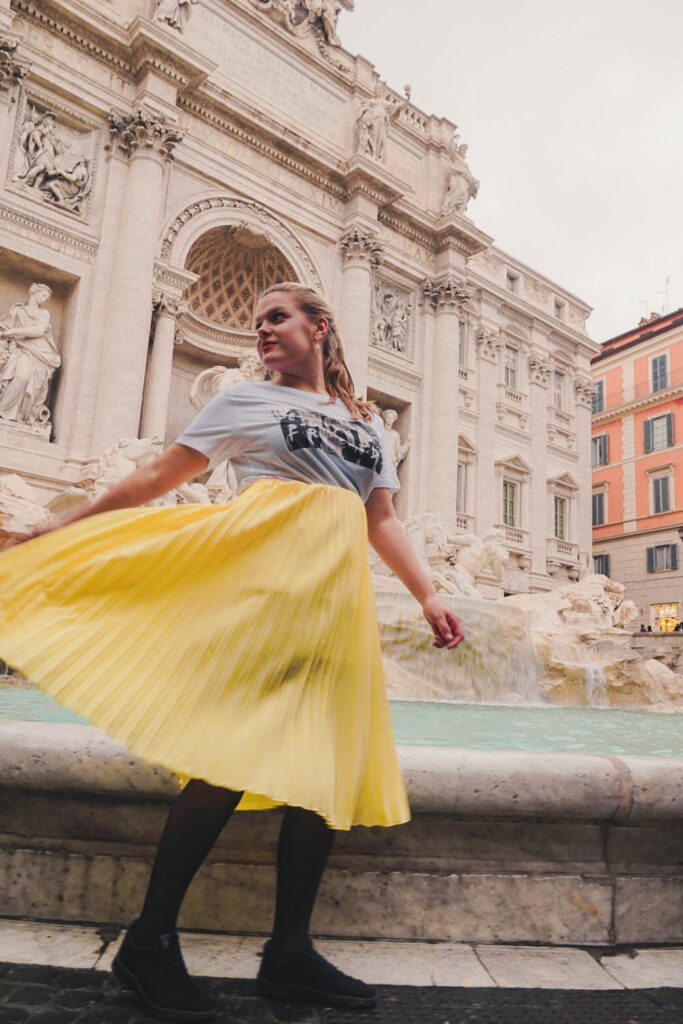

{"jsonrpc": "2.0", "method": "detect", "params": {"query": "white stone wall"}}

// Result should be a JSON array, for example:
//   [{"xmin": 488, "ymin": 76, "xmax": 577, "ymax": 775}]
[{"xmin": 0, "ymin": 0, "xmax": 597, "ymax": 592}]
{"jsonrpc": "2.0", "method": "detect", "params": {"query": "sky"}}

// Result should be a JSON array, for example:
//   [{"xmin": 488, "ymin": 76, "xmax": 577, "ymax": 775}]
[{"xmin": 340, "ymin": 0, "xmax": 683, "ymax": 343}]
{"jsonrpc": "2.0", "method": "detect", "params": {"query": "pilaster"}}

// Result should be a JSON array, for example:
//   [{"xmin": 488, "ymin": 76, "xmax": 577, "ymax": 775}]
[
  {"xmin": 529, "ymin": 352, "xmax": 552, "ymax": 576},
  {"xmin": 339, "ymin": 224, "xmax": 384, "ymax": 397}
]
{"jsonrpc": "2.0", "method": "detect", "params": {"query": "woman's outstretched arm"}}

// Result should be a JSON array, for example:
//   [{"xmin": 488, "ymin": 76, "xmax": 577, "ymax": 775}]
[{"xmin": 365, "ymin": 487, "xmax": 464, "ymax": 650}]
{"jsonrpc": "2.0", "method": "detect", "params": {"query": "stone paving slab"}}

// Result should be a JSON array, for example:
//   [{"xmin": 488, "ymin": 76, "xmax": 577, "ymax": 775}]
[
  {"xmin": 599, "ymin": 949, "xmax": 683, "ymax": 989},
  {"xmin": 474, "ymin": 944, "xmax": 622, "ymax": 989},
  {"xmin": 1, "ymin": 963, "xmax": 683, "ymax": 1024}
]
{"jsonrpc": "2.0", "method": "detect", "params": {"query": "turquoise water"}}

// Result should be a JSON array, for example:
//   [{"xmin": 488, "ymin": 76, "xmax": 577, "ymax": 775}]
[{"xmin": 2, "ymin": 684, "xmax": 682, "ymax": 758}]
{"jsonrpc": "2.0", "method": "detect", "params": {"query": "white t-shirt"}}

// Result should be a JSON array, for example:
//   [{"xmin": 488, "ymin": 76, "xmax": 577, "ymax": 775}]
[{"xmin": 175, "ymin": 380, "xmax": 401, "ymax": 502}]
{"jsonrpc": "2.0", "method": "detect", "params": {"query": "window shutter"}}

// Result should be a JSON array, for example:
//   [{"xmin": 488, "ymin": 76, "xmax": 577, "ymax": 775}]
[
  {"xmin": 604, "ymin": 434, "xmax": 609, "ymax": 463},
  {"xmin": 667, "ymin": 413, "xmax": 674, "ymax": 447},
  {"xmin": 604, "ymin": 554, "xmax": 610, "ymax": 577},
  {"xmin": 671, "ymin": 545, "xmax": 678, "ymax": 570},
  {"xmin": 644, "ymin": 420, "xmax": 653, "ymax": 452},
  {"xmin": 646, "ymin": 547, "xmax": 655, "ymax": 572},
  {"xmin": 662, "ymin": 476, "xmax": 670, "ymax": 511}
]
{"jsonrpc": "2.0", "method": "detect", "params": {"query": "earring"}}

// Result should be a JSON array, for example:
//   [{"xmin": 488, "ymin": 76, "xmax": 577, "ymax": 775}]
[{"xmin": 314, "ymin": 342, "xmax": 321, "ymax": 350}]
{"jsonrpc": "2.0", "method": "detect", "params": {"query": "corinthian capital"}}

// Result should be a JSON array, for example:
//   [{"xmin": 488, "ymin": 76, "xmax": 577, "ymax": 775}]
[
  {"xmin": 108, "ymin": 109, "xmax": 183, "ymax": 163},
  {"xmin": 153, "ymin": 291, "xmax": 188, "ymax": 319},
  {"xmin": 527, "ymin": 351, "xmax": 552, "ymax": 387},
  {"xmin": 0, "ymin": 39, "xmax": 30, "ymax": 92},
  {"xmin": 574, "ymin": 375, "xmax": 596, "ymax": 408},
  {"xmin": 340, "ymin": 226, "xmax": 384, "ymax": 268},
  {"xmin": 423, "ymin": 275, "xmax": 470, "ymax": 311}
]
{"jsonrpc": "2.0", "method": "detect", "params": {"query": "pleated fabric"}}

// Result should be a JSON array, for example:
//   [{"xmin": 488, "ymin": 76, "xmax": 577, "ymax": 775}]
[{"xmin": 0, "ymin": 479, "xmax": 410, "ymax": 830}]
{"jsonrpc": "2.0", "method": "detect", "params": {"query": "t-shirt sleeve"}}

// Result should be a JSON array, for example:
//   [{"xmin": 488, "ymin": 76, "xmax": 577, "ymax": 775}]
[
  {"xmin": 174, "ymin": 390, "xmax": 242, "ymax": 470},
  {"xmin": 371, "ymin": 415, "xmax": 401, "ymax": 494}
]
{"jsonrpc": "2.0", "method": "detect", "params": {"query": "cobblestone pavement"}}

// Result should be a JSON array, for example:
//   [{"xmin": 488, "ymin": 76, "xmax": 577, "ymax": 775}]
[{"xmin": 0, "ymin": 962, "xmax": 682, "ymax": 1024}]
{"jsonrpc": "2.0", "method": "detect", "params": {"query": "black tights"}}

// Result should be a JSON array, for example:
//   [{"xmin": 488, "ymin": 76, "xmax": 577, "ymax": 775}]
[{"xmin": 135, "ymin": 779, "xmax": 335, "ymax": 961}]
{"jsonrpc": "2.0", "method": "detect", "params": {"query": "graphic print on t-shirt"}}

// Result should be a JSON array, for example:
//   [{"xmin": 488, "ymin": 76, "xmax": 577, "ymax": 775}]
[{"xmin": 278, "ymin": 408, "xmax": 383, "ymax": 474}]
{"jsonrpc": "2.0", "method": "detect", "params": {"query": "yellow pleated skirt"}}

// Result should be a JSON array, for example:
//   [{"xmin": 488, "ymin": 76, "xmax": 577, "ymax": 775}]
[{"xmin": 0, "ymin": 478, "xmax": 410, "ymax": 830}]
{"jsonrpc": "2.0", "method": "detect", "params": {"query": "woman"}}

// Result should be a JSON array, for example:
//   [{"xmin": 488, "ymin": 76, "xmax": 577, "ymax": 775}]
[{"xmin": 0, "ymin": 283, "xmax": 463, "ymax": 1022}]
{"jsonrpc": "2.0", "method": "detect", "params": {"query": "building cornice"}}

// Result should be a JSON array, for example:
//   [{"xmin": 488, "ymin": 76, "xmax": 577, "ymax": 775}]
[{"xmin": 592, "ymin": 380, "xmax": 683, "ymax": 424}]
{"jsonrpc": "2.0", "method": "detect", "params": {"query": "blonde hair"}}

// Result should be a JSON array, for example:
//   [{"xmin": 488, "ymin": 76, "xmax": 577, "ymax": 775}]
[{"xmin": 258, "ymin": 282, "xmax": 376, "ymax": 422}]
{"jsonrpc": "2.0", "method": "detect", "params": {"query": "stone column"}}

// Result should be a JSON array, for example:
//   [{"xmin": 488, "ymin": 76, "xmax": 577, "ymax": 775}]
[
  {"xmin": 574, "ymin": 375, "xmax": 595, "ymax": 562},
  {"xmin": 423, "ymin": 275, "xmax": 469, "ymax": 528},
  {"xmin": 339, "ymin": 226, "xmax": 384, "ymax": 397},
  {"xmin": 0, "ymin": 38, "xmax": 29, "ymax": 160},
  {"xmin": 474, "ymin": 328, "xmax": 503, "ymax": 534},
  {"xmin": 91, "ymin": 110, "xmax": 182, "ymax": 452},
  {"xmin": 528, "ymin": 352, "xmax": 552, "ymax": 575},
  {"xmin": 139, "ymin": 294, "xmax": 185, "ymax": 441}
]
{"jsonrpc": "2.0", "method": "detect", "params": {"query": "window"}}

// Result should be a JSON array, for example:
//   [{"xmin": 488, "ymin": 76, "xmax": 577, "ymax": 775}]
[
  {"xmin": 644, "ymin": 413, "xmax": 674, "ymax": 452},
  {"xmin": 646, "ymin": 544, "xmax": 678, "ymax": 573},
  {"xmin": 553, "ymin": 371, "xmax": 565, "ymax": 410},
  {"xmin": 504, "ymin": 345, "xmax": 518, "ymax": 389},
  {"xmin": 593, "ymin": 554, "xmax": 610, "ymax": 576},
  {"xmin": 592, "ymin": 379, "xmax": 605, "ymax": 414},
  {"xmin": 591, "ymin": 434, "xmax": 609, "ymax": 467},
  {"xmin": 456, "ymin": 460, "xmax": 467, "ymax": 513},
  {"xmin": 651, "ymin": 354, "xmax": 669, "ymax": 393},
  {"xmin": 554, "ymin": 496, "xmax": 567, "ymax": 540},
  {"xmin": 458, "ymin": 321, "xmax": 466, "ymax": 367},
  {"xmin": 506, "ymin": 273, "xmax": 518, "ymax": 294},
  {"xmin": 652, "ymin": 476, "xmax": 671, "ymax": 514},
  {"xmin": 592, "ymin": 491, "xmax": 605, "ymax": 526},
  {"xmin": 554, "ymin": 301, "xmax": 565, "ymax": 320},
  {"xmin": 503, "ymin": 480, "xmax": 517, "ymax": 526}
]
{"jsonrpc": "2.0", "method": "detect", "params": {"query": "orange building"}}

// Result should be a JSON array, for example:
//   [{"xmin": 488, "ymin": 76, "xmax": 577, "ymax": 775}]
[{"xmin": 591, "ymin": 308, "xmax": 683, "ymax": 631}]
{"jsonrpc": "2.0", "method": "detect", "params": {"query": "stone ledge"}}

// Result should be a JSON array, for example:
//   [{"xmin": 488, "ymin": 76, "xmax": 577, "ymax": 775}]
[{"xmin": 1, "ymin": 721, "xmax": 682, "ymax": 825}]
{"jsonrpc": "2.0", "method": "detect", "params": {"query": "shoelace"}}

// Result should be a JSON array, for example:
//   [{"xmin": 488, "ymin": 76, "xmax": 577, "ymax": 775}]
[{"xmin": 154, "ymin": 942, "xmax": 197, "ymax": 994}]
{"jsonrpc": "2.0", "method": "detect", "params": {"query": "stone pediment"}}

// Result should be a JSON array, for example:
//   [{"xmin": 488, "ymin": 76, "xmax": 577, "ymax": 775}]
[
  {"xmin": 547, "ymin": 471, "xmax": 579, "ymax": 492},
  {"xmin": 494, "ymin": 455, "xmax": 531, "ymax": 476}
]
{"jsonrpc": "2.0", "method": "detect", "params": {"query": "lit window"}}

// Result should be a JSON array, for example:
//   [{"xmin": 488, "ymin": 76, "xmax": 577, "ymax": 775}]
[
  {"xmin": 651, "ymin": 354, "xmax": 669, "ymax": 393},
  {"xmin": 592, "ymin": 380, "xmax": 605, "ymax": 414},
  {"xmin": 554, "ymin": 496, "xmax": 567, "ymax": 540},
  {"xmin": 591, "ymin": 434, "xmax": 609, "ymax": 467},
  {"xmin": 652, "ymin": 476, "xmax": 671, "ymax": 514},
  {"xmin": 458, "ymin": 321, "xmax": 466, "ymax": 367},
  {"xmin": 554, "ymin": 301, "xmax": 564, "ymax": 320},
  {"xmin": 647, "ymin": 544, "xmax": 678, "ymax": 572},
  {"xmin": 593, "ymin": 554, "xmax": 610, "ymax": 576},
  {"xmin": 592, "ymin": 492, "xmax": 605, "ymax": 526},
  {"xmin": 503, "ymin": 480, "xmax": 517, "ymax": 526},
  {"xmin": 645, "ymin": 413, "xmax": 674, "ymax": 452},
  {"xmin": 504, "ymin": 345, "xmax": 518, "ymax": 389},
  {"xmin": 554, "ymin": 371, "xmax": 564, "ymax": 409},
  {"xmin": 506, "ymin": 273, "xmax": 518, "ymax": 294}
]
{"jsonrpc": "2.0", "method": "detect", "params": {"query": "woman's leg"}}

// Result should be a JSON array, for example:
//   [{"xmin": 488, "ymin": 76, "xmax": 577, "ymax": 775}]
[
  {"xmin": 135, "ymin": 778, "xmax": 244, "ymax": 941},
  {"xmin": 269, "ymin": 805, "xmax": 335, "ymax": 961}
]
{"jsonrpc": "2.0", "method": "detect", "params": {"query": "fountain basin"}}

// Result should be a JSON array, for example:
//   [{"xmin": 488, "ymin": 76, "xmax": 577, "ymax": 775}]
[{"xmin": 1, "ymin": 716, "xmax": 681, "ymax": 946}]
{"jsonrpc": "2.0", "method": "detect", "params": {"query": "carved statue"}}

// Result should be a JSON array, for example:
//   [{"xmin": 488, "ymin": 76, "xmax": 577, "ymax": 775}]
[
  {"xmin": 298, "ymin": 0, "xmax": 354, "ymax": 45},
  {"xmin": 155, "ymin": 0, "xmax": 199, "ymax": 32},
  {"xmin": 381, "ymin": 409, "xmax": 411, "ymax": 470},
  {"xmin": 0, "ymin": 284, "xmax": 60, "ymax": 429},
  {"xmin": 442, "ymin": 136, "xmax": 479, "ymax": 216},
  {"xmin": 372, "ymin": 284, "xmax": 411, "ymax": 353},
  {"xmin": 356, "ymin": 84, "xmax": 411, "ymax": 161},
  {"xmin": 16, "ymin": 108, "xmax": 92, "ymax": 213}
]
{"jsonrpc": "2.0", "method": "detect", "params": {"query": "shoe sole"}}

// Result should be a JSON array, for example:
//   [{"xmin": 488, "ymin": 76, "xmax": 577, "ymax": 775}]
[
  {"xmin": 255, "ymin": 975, "xmax": 376, "ymax": 1009},
  {"xmin": 112, "ymin": 954, "xmax": 219, "ymax": 1022}
]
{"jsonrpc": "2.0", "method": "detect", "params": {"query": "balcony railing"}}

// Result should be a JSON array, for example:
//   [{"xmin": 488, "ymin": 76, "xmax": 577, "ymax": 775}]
[
  {"xmin": 592, "ymin": 365, "xmax": 683, "ymax": 414},
  {"xmin": 547, "ymin": 536, "xmax": 580, "ymax": 564},
  {"xmin": 548, "ymin": 405, "xmax": 574, "ymax": 430},
  {"xmin": 496, "ymin": 524, "xmax": 530, "ymax": 550},
  {"xmin": 455, "ymin": 512, "xmax": 474, "ymax": 531}
]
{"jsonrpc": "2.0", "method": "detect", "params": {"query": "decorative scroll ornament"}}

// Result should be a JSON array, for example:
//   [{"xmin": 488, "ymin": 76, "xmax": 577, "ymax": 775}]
[
  {"xmin": 108, "ymin": 110, "xmax": 183, "ymax": 162},
  {"xmin": 0, "ymin": 39, "xmax": 30, "ymax": 91},
  {"xmin": 15, "ymin": 106, "xmax": 92, "ymax": 214},
  {"xmin": 574, "ymin": 375, "xmax": 596, "ymax": 408},
  {"xmin": 252, "ymin": 0, "xmax": 354, "ymax": 47},
  {"xmin": 527, "ymin": 351, "xmax": 553, "ymax": 387},
  {"xmin": 155, "ymin": 0, "xmax": 199, "ymax": 34},
  {"xmin": 423, "ymin": 276, "xmax": 470, "ymax": 311},
  {"xmin": 441, "ymin": 134, "xmax": 479, "ymax": 216},
  {"xmin": 372, "ymin": 281, "xmax": 411, "ymax": 353},
  {"xmin": 340, "ymin": 226, "xmax": 384, "ymax": 268}
]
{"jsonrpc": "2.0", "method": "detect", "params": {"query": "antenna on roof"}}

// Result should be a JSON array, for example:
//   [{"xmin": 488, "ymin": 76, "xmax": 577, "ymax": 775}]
[{"xmin": 657, "ymin": 276, "xmax": 670, "ymax": 316}]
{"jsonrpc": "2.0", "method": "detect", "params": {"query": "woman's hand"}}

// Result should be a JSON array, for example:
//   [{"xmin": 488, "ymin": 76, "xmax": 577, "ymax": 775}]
[{"xmin": 422, "ymin": 593, "xmax": 465, "ymax": 650}]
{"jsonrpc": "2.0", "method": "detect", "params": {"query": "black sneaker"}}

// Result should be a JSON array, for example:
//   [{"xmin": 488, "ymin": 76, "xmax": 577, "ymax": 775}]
[
  {"xmin": 111, "ymin": 921, "xmax": 219, "ymax": 1021},
  {"xmin": 255, "ymin": 939, "xmax": 376, "ymax": 1009}
]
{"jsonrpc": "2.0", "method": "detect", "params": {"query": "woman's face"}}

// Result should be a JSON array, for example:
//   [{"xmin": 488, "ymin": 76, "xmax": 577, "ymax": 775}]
[{"xmin": 255, "ymin": 291, "xmax": 326, "ymax": 377}]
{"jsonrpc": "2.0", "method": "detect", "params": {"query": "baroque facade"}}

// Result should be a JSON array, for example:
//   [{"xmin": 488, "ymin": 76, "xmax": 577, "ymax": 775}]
[
  {"xmin": 0, "ymin": 0, "xmax": 596, "ymax": 595},
  {"xmin": 592, "ymin": 309, "xmax": 683, "ymax": 629}
]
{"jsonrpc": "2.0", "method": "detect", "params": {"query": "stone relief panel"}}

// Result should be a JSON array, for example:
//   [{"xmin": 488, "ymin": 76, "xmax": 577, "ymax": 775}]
[
  {"xmin": 10, "ymin": 95, "xmax": 99, "ymax": 219},
  {"xmin": 371, "ymin": 280, "xmax": 412, "ymax": 356},
  {"xmin": 0, "ymin": 282, "xmax": 60, "ymax": 436}
]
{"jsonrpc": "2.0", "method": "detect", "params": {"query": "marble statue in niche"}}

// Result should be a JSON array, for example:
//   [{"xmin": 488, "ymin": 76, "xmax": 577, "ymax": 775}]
[
  {"xmin": 15, "ymin": 107, "xmax": 92, "ymax": 214},
  {"xmin": 372, "ymin": 282, "xmax": 411, "ymax": 353},
  {"xmin": 356, "ymin": 84, "xmax": 411, "ymax": 161},
  {"xmin": 155, "ymin": 0, "xmax": 199, "ymax": 33},
  {"xmin": 381, "ymin": 409, "xmax": 411, "ymax": 470},
  {"xmin": 442, "ymin": 135, "xmax": 479, "ymax": 216},
  {"xmin": 0, "ymin": 283, "xmax": 60, "ymax": 430}
]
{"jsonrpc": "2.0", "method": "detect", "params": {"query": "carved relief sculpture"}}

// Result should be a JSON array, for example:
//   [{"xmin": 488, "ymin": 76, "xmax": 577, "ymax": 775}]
[
  {"xmin": 15, "ymin": 107, "xmax": 92, "ymax": 213},
  {"xmin": 155, "ymin": 0, "xmax": 199, "ymax": 33},
  {"xmin": 0, "ymin": 283, "xmax": 60, "ymax": 429},
  {"xmin": 356, "ymin": 84, "xmax": 411, "ymax": 161},
  {"xmin": 372, "ymin": 282, "xmax": 411, "ymax": 353},
  {"xmin": 441, "ymin": 135, "xmax": 479, "ymax": 216},
  {"xmin": 381, "ymin": 409, "xmax": 411, "ymax": 469}
]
